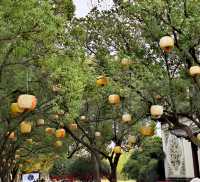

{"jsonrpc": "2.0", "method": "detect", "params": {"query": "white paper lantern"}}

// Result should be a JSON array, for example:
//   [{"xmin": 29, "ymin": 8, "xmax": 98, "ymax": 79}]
[
  {"xmin": 150, "ymin": 105, "xmax": 163, "ymax": 117},
  {"xmin": 159, "ymin": 36, "xmax": 174, "ymax": 52},
  {"xmin": 17, "ymin": 95, "xmax": 37, "ymax": 110},
  {"xmin": 95, "ymin": 131, "xmax": 101, "ymax": 138},
  {"xmin": 189, "ymin": 66, "xmax": 200, "ymax": 77},
  {"xmin": 122, "ymin": 113, "xmax": 132, "ymax": 123}
]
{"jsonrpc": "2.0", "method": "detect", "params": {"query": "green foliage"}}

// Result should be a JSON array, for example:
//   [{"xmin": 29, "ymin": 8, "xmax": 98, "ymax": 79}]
[{"xmin": 123, "ymin": 137, "xmax": 165, "ymax": 182}]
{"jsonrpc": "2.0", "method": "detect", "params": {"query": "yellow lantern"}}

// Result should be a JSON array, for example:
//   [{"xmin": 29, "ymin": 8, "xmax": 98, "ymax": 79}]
[
  {"xmin": 108, "ymin": 94, "xmax": 120, "ymax": 105},
  {"xmin": 113, "ymin": 146, "xmax": 122, "ymax": 154},
  {"xmin": 45, "ymin": 127, "xmax": 55, "ymax": 135},
  {"xmin": 95, "ymin": 131, "xmax": 101, "ymax": 138},
  {"xmin": 26, "ymin": 138, "xmax": 33, "ymax": 144},
  {"xmin": 10, "ymin": 103, "xmax": 24, "ymax": 115},
  {"xmin": 150, "ymin": 105, "xmax": 163, "ymax": 118},
  {"xmin": 128, "ymin": 135, "xmax": 136, "ymax": 144},
  {"xmin": 96, "ymin": 75, "xmax": 108, "ymax": 87},
  {"xmin": 122, "ymin": 113, "xmax": 132, "ymax": 123},
  {"xmin": 197, "ymin": 133, "xmax": 200, "ymax": 141},
  {"xmin": 54, "ymin": 140, "xmax": 63, "ymax": 148},
  {"xmin": 140, "ymin": 126, "xmax": 154, "ymax": 136},
  {"xmin": 159, "ymin": 36, "xmax": 174, "ymax": 52},
  {"xmin": 121, "ymin": 58, "xmax": 132, "ymax": 66},
  {"xmin": 20, "ymin": 121, "xmax": 32, "ymax": 134},
  {"xmin": 17, "ymin": 94, "xmax": 37, "ymax": 110},
  {"xmin": 189, "ymin": 66, "xmax": 200, "ymax": 77},
  {"xmin": 37, "ymin": 119, "xmax": 45, "ymax": 126},
  {"xmin": 55, "ymin": 129, "xmax": 65, "ymax": 138}
]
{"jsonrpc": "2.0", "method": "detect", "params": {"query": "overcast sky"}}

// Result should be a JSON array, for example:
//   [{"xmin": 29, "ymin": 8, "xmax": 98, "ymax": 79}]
[{"xmin": 73, "ymin": 0, "xmax": 114, "ymax": 17}]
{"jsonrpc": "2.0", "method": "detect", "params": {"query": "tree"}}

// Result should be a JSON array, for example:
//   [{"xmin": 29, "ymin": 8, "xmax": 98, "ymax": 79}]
[
  {"xmin": 123, "ymin": 137, "xmax": 165, "ymax": 182},
  {"xmin": 0, "ymin": 0, "xmax": 81, "ymax": 181}
]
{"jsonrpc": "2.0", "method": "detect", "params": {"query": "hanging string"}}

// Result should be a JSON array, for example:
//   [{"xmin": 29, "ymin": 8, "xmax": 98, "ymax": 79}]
[{"xmin": 26, "ymin": 70, "xmax": 29, "ymax": 94}]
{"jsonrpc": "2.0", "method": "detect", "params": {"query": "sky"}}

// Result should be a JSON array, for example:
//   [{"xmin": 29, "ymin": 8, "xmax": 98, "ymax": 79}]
[{"xmin": 73, "ymin": 0, "xmax": 114, "ymax": 18}]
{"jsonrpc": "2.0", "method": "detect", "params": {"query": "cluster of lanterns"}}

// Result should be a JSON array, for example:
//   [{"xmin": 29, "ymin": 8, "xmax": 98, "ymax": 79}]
[{"xmin": 11, "ymin": 94, "xmax": 37, "ymax": 116}]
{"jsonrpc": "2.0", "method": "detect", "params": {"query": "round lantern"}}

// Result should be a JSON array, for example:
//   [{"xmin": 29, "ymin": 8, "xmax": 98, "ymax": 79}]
[
  {"xmin": 108, "ymin": 94, "xmax": 120, "ymax": 105},
  {"xmin": 128, "ymin": 135, "xmax": 136, "ymax": 144},
  {"xmin": 113, "ymin": 146, "xmax": 122, "ymax": 154},
  {"xmin": 197, "ymin": 133, "xmax": 200, "ymax": 141},
  {"xmin": 45, "ymin": 128, "xmax": 55, "ymax": 135},
  {"xmin": 17, "ymin": 95, "xmax": 37, "ymax": 110},
  {"xmin": 15, "ymin": 155, "xmax": 20, "ymax": 159},
  {"xmin": 80, "ymin": 115, "xmax": 87, "ymax": 122},
  {"xmin": 7, "ymin": 132, "xmax": 16, "ymax": 140},
  {"xmin": 140, "ymin": 126, "xmax": 154, "ymax": 136},
  {"xmin": 95, "ymin": 131, "xmax": 101, "ymax": 138},
  {"xmin": 189, "ymin": 66, "xmax": 200, "ymax": 77},
  {"xmin": 96, "ymin": 75, "xmax": 108, "ymax": 87},
  {"xmin": 37, "ymin": 119, "xmax": 45, "ymax": 126},
  {"xmin": 159, "ymin": 36, "xmax": 174, "ymax": 52},
  {"xmin": 69, "ymin": 123, "xmax": 77, "ymax": 130},
  {"xmin": 10, "ymin": 103, "xmax": 24, "ymax": 115},
  {"xmin": 20, "ymin": 121, "xmax": 32, "ymax": 134},
  {"xmin": 150, "ymin": 105, "xmax": 163, "ymax": 118},
  {"xmin": 155, "ymin": 95, "xmax": 162, "ymax": 100},
  {"xmin": 26, "ymin": 139, "xmax": 33, "ymax": 144},
  {"xmin": 122, "ymin": 113, "xmax": 132, "ymax": 123},
  {"xmin": 54, "ymin": 140, "xmax": 63, "ymax": 148},
  {"xmin": 55, "ymin": 129, "xmax": 65, "ymax": 138},
  {"xmin": 121, "ymin": 58, "xmax": 131, "ymax": 66}
]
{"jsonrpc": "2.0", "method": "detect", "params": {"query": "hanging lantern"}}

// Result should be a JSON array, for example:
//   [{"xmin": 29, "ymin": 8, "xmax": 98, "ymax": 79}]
[
  {"xmin": 95, "ymin": 131, "xmax": 101, "ymax": 138},
  {"xmin": 96, "ymin": 75, "xmax": 108, "ymax": 87},
  {"xmin": 197, "ymin": 133, "xmax": 200, "ymax": 141},
  {"xmin": 122, "ymin": 113, "xmax": 132, "ymax": 123},
  {"xmin": 20, "ymin": 121, "xmax": 32, "ymax": 134},
  {"xmin": 108, "ymin": 94, "xmax": 120, "ymax": 105},
  {"xmin": 155, "ymin": 95, "xmax": 162, "ymax": 100},
  {"xmin": 150, "ymin": 105, "xmax": 163, "ymax": 118},
  {"xmin": 121, "ymin": 58, "xmax": 132, "ymax": 66},
  {"xmin": 45, "ymin": 128, "xmax": 55, "ymax": 135},
  {"xmin": 17, "ymin": 95, "xmax": 37, "ymax": 110},
  {"xmin": 55, "ymin": 129, "xmax": 65, "ymax": 138},
  {"xmin": 54, "ymin": 140, "xmax": 63, "ymax": 148},
  {"xmin": 69, "ymin": 123, "xmax": 77, "ymax": 130},
  {"xmin": 140, "ymin": 125, "xmax": 154, "ymax": 136},
  {"xmin": 80, "ymin": 115, "xmax": 87, "ymax": 122},
  {"xmin": 26, "ymin": 139, "xmax": 33, "ymax": 144},
  {"xmin": 113, "ymin": 146, "xmax": 122, "ymax": 154},
  {"xmin": 189, "ymin": 66, "xmax": 200, "ymax": 77},
  {"xmin": 7, "ymin": 132, "xmax": 16, "ymax": 140},
  {"xmin": 37, "ymin": 119, "xmax": 45, "ymax": 126},
  {"xmin": 128, "ymin": 135, "xmax": 136, "ymax": 144},
  {"xmin": 159, "ymin": 36, "xmax": 174, "ymax": 52},
  {"xmin": 15, "ymin": 155, "xmax": 20, "ymax": 159},
  {"xmin": 10, "ymin": 103, "xmax": 24, "ymax": 115}
]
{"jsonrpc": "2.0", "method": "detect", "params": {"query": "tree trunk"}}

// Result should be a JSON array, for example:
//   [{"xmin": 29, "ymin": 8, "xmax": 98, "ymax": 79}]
[
  {"xmin": 92, "ymin": 152, "xmax": 101, "ymax": 182},
  {"xmin": 109, "ymin": 166, "xmax": 117, "ymax": 182}
]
